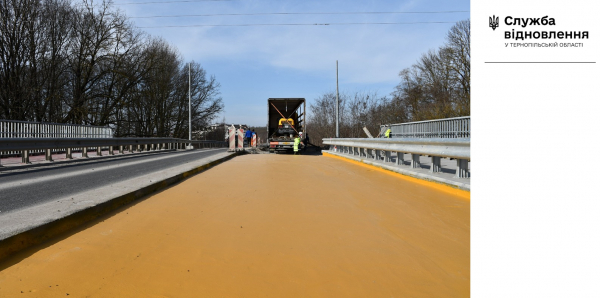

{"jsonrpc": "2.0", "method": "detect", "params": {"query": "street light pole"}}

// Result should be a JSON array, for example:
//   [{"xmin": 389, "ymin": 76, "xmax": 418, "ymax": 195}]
[
  {"xmin": 188, "ymin": 62, "xmax": 192, "ymax": 147},
  {"xmin": 336, "ymin": 60, "xmax": 339, "ymax": 138}
]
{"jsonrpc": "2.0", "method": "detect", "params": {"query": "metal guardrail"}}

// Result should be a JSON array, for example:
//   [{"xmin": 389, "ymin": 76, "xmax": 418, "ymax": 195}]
[
  {"xmin": 0, "ymin": 138, "xmax": 227, "ymax": 165},
  {"xmin": 379, "ymin": 116, "xmax": 470, "ymax": 138},
  {"xmin": 323, "ymin": 137, "xmax": 470, "ymax": 178}
]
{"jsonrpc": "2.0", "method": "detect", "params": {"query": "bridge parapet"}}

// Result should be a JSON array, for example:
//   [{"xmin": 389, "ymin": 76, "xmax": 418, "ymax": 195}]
[
  {"xmin": 0, "ymin": 138, "xmax": 226, "ymax": 165},
  {"xmin": 379, "ymin": 116, "xmax": 470, "ymax": 138}
]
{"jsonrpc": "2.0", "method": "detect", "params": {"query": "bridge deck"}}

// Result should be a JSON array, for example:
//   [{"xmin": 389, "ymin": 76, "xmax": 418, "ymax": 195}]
[{"xmin": 0, "ymin": 153, "xmax": 469, "ymax": 297}]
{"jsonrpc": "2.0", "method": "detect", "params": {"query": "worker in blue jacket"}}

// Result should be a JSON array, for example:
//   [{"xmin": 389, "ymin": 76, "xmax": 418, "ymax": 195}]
[{"xmin": 244, "ymin": 129, "xmax": 253, "ymax": 146}]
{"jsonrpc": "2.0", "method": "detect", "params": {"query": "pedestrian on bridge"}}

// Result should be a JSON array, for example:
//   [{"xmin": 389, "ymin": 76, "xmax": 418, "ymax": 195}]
[{"xmin": 385, "ymin": 126, "xmax": 392, "ymax": 138}]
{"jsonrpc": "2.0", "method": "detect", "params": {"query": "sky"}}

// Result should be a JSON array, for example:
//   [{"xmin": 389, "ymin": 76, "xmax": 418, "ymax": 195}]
[{"xmin": 111, "ymin": 0, "xmax": 470, "ymax": 126}]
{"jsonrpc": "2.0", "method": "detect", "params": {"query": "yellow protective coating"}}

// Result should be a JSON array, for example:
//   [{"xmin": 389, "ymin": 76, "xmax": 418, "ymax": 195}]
[{"xmin": 0, "ymin": 154, "xmax": 469, "ymax": 297}]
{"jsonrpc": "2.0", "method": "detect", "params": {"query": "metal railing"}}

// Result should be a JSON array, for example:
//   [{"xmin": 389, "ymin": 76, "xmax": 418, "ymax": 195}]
[
  {"xmin": 1, "ymin": 119, "xmax": 112, "ymax": 138},
  {"xmin": 0, "ymin": 138, "xmax": 227, "ymax": 166},
  {"xmin": 323, "ymin": 137, "xmax": 470, "ymax": 178},
  {"xmin": 379, "ymin": 116, "xmax": 470, "ymax": 138},
  {"xmin": 1, "ymin": 119, "xmax": 114, "ymax": 157}
]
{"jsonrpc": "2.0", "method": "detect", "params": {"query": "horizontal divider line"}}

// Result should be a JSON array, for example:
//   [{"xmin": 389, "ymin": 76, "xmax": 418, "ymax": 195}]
[{"xmin": 485, "ymin": 61, "xmax": 596, "ymax": 63}]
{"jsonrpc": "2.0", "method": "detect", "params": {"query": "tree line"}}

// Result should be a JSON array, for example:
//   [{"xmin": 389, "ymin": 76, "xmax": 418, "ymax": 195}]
[
  {"xmin": 308, "ymin": 20, "xmax": 470, "ymax": 146},
  {"xmin": 0, "ymin": 0, "xmax": 223, "ymax": 137}
]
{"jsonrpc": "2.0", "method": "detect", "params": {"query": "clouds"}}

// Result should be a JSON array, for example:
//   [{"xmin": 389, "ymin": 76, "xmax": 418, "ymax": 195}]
[{"xmin": 111, "ymin": 0, "xmax": 470, "ymax": 125}]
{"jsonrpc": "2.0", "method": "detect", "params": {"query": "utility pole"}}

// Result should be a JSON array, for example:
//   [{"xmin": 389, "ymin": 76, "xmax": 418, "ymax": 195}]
[
  {"xmin": 336, "ymin": 60, "xmax": 339, "ymax": 138},
  {"xmin": 188, "ymin": 62, "xmax": 192, "ymax": 148}
]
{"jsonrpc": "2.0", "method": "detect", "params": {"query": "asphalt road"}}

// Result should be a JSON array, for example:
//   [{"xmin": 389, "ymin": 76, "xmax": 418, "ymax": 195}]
[{"xmin": 0, "ymin": 148, "xmax": 227, "ymax": 213}]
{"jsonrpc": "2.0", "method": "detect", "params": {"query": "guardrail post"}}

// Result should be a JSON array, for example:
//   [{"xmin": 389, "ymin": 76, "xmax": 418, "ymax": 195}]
[
  {"xmin": 455, "ymin": 159, "xmax": 470, "ymax": 178},
  {"xmin": 45, "ymin": 149, "xmax": 53, "ymax": 162},
  {"xmin": 385, "ymin": 151, "xmax": 391, "ymax": 162},
  {"xmin": 396, "ymin": 152, "xmax": 404, "ymax": 165},
  {"xmin": 66, "ymin": 148, "xmax": 73, "ymax": 159},
  {"xmin": 109, "ymin": 146, "xmax": 114, "ymax": 155},
  {"xmin": 22, "ymin": 150, "xmax": 31, "ymax": 164},
  {"xmin": 366, "ymin": 148, "xmax": 372, "ymax": 158},
  {"xmin": 411, "ymin": 154, "xmax": 421, "ymax": 168},
  {"xmin": 82, "ymin": 147, "xmax": 88, "ymax": 158},
  {"xmin": 430, "ymin": 156, "xmax": 441, "ymax": 173},
  {"xmin": 119, "ymin": 146, "xmax": 123, "ymax": 154},
  {"xmin": 96, "ymin": 146, "xmax": 102, "ymax": 156},
  {"xmin": 375, "ymin": 150, "xmax": 381, "ymax": 161}
]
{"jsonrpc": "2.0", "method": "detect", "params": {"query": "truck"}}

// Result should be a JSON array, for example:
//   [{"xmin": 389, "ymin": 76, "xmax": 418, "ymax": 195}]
[{"xmin": 267, "ymin": 98, "xmax": 306, "ymax": 153}]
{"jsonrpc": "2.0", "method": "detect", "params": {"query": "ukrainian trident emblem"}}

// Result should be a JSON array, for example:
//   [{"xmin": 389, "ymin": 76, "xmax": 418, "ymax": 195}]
[{"xmin": 489, "ymin": 15, "xmax": 499, "ymax": 30}]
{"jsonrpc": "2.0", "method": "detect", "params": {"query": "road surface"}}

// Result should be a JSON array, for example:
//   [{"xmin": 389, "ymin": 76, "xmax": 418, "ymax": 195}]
[
  {"xmin": 0, "ymin": 153, "xmax": 469, "ymax": 297},
  {"xmin": 0, "ymin": 148, "xmax": 227, "ymax": 213}
]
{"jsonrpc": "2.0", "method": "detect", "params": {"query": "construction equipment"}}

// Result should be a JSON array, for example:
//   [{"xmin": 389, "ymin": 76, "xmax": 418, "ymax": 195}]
[{"xmin": 267, "ymin": 98, "xmax": 306, "ymax": 153}]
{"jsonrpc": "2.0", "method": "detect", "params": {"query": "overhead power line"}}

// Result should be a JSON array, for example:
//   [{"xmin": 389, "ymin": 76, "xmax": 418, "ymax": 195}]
[
  {"xmin": 131, "ymin": 11, "xmax": 469, "ymax": 18},
  {"xmin": 139, "ymin": 21, "xmax": 458, "ymax": 28},
  {"xmin": 117, "ymin": 0, "xmax": 231, "ymax": 5}
]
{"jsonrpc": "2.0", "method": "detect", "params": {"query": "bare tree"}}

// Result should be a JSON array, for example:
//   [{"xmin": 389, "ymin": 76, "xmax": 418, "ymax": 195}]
[
  {"xmin": 391, "ymin": 19, "xmax": 470, "ymax": 121},
  {"xmin": 1, "ymin": 0, "xmax": 224, "ymax": 137},
  {"xmin": 309, "ymin": 19, "xmax": 470, "ymax": 145}
]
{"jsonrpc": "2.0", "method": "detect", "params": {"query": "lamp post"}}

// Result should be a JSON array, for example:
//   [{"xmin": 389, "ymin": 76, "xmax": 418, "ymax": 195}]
[
  {"xmin": 335, "ymin": 60, "xmax": 339, "ymax": 138},
  {"xmin": 188, "ymin": 62, "xmax": 192, "ymax": 149}
]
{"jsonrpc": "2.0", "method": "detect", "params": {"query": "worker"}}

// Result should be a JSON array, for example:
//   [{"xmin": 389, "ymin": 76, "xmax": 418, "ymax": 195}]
[
  {"xmin": 385, "ymin": 126, "xmax": 392, "ymax": 138},
  {"xmin": 293, "ymin": 135, "xmax": 301, "ymax": 155},
  {"xmin": 244, "ymin": 128, "xmax": 253, "ymax": 146},
  {"xmin": 251, "ymin": 129, "xmax": 256, "ymax": 147}
]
